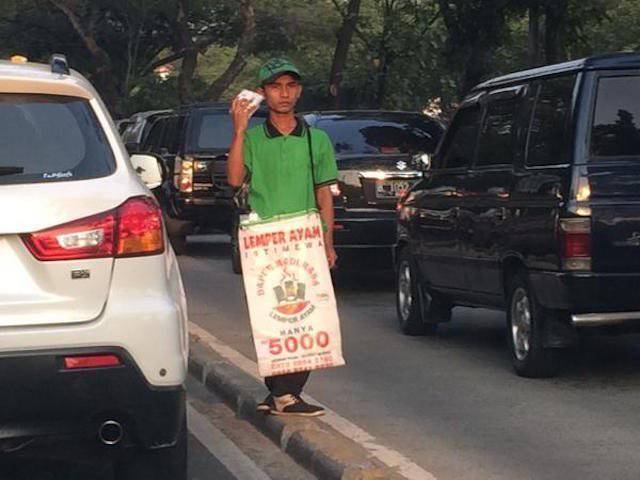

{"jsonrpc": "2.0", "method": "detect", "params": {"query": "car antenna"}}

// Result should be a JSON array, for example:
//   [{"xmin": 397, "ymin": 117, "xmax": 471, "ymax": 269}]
[{"xmin": 50, "ymin": 54, "xmax": 69, "ymax": 75}]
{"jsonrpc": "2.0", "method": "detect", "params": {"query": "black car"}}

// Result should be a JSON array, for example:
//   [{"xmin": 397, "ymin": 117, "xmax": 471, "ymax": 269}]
[
  {"xmin": 121, "ymin": 109, "xmax": 172, "ymax": 152},
  {"xmin": 304, "ymin": 111, "xmax": 444, "ymax": 264},
  {"xmin": 139, "ymin": 103, "xmax": 267, "ymax": 253},
  {"xmin": 396, "ymin": 52, "xmax": 640, "ymax": 378}
]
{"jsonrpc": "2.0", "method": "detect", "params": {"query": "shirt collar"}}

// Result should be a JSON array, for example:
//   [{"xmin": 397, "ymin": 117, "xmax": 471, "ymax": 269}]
[{"xmin": 264, "ymin": 116, "xmax": 307, "ymax": 138}]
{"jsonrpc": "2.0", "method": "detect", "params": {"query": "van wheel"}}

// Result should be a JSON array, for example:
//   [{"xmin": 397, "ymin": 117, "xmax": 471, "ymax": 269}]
[
  {"xmin": 507, "ymin": 274, "xmax": 559, "ymax": 378},
  {"xmin": 396, "ymin": 250, "xmax": 447, "ymax": 335},
  {"xmin": 114, "ymin": 414, "xmax": 187, "ymax": 480}
]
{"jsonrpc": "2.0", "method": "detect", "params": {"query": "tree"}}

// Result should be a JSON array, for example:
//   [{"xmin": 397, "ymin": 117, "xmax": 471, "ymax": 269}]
[
  {"xmin": 328, "ymin": 0, "xmax": 362, "ymax": 108},
  {"xmin": 437, "ymin": 0, "xmax": 512, "ymax": 96}
]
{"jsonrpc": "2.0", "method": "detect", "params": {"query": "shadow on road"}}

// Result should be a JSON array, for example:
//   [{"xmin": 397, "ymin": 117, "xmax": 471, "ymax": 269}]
[
  {"xmin": 181, "ymin": 235, "xmax": 231, "ymax": 259},
  {"xmin": 432, "ymin": 308, "xmax": 640, "ymax": 384}
]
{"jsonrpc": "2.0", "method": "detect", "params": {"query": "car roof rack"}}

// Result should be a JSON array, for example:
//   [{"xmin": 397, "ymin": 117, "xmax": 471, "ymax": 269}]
[{"xmin": 50, "ymin": 54, "xmax": 69, "ymax": 75}]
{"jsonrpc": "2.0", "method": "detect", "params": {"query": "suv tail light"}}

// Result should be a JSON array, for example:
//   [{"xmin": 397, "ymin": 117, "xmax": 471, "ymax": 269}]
[
  {"xmin": 178, "ymin": 155, "xmax": 194, "ymax": 193},
  {"xmin": 559, "ymin": 218, "xmax": 591, "ymax": 271},
  {"xmin": 22, "ymin": 196, "xmax": 164, "ymax": 261}
]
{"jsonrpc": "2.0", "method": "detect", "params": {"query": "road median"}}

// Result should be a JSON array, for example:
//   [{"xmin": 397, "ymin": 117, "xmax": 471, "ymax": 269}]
[{"xmin": 188, "ymin": 333, "xmax": 406, "ymax": 480}]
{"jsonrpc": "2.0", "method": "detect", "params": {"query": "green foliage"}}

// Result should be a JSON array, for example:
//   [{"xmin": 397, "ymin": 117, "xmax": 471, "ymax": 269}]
[{"xmin": 0, "ymin": 0, "xmax": 635, "ymax": 117}]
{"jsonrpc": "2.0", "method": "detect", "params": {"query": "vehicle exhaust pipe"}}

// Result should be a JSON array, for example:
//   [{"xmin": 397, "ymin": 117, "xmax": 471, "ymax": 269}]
[{"xmin": 98, "ymin": 420, "xmax": 123, "ymax": 445}]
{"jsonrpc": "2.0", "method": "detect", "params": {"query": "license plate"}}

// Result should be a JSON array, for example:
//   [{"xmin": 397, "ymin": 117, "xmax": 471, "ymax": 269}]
[{"xmin": 376, "ymin": 180, "xmax": 410, "ymax": 198}]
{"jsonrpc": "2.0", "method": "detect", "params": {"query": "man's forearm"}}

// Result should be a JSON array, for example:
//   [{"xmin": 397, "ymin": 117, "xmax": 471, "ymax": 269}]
[
  {"xmin": 316, "ymin": 186, "xmax": 334, "ymax": 247},
  {"xmin": 227, "ymin": 131, "xmax": 246, "ymax": 187}
]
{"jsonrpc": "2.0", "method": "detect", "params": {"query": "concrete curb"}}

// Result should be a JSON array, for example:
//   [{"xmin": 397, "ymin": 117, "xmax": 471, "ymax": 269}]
[{"xmin": 188, "ymin": 335, "xmax": 405, "ymax": 480}]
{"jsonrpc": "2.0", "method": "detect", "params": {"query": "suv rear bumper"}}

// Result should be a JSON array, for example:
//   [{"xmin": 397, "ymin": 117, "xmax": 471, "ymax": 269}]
[
  {"xmin": 171, "ymin": 197, "xmax": 232, "ymax": 230},
  {"xmin": 0, "ymin": 347, "xmax": 184, "ymax": 451},
  {"xmin": 334, "ymin": 209, "xmax": 397, "ymax": 248},
  {"xmin": 529, "ymin": 270, "xmax": 640, "ymax": 317}
]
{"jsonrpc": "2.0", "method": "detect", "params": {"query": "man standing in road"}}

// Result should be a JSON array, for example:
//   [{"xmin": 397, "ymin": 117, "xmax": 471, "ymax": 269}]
[{"xmin": 227, "ymin": 58, "xmax": 338, "ymax": 417}]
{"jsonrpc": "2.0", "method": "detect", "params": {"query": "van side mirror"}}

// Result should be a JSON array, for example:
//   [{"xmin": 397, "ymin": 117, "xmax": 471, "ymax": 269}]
[
  {"xmin": 130, "ymin": 153, "xmax": 165, "ymax": 189},
  {"xmin": 412, "ymin": 153, "xmax": 432, "ymax": 172}
]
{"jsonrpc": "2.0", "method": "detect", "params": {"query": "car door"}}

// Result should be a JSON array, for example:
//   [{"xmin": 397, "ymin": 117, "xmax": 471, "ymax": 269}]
[
  {"xmin": 461, "ymin": 85, "xmax": 527, "ymax": 301},
  {"xmin": 142, "ymin": 116, "xmax": 168, "ymax": 154},
  {"xmin": 415, "ymin": 102, "xmax": 482, "ymax": 295}
]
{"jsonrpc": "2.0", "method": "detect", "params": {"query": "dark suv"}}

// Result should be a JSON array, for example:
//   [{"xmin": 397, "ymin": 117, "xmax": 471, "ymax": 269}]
[
  {"xmin": 304, "ymin": 111, "xmax": 443, "ymax": 264},
  {"xmin": 140, "ymin": 103, "xmax": 266, "ymax": 252},
  {"xmin": 396, "ymin": 52, "xmax": 640, "ymax": 378}
]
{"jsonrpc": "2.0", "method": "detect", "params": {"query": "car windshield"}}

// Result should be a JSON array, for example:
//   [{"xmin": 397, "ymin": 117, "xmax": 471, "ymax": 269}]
[
  {"xmin": 591, "ymin": 75, "xmax": 640, "ymax": 157},
  {"xmin": 188, "ymin": 111, "xmax": 266, "ymax": 152},
  {"xmin": 0, "ymin": 93, "xmax": 115, "ymax": 185},
  {"xmin": 313, "ymin": 115, "xmax": 442, "ymax": 156}
]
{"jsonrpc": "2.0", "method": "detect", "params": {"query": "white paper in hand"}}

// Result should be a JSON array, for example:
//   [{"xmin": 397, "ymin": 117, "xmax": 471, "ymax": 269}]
[{"xmin": 236, "ymin": 89, "xmax": 264, "ymax": 117}]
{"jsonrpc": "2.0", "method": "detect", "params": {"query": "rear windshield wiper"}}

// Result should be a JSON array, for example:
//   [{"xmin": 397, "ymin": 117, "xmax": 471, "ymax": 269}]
[{"xmin": 0, "ymin": 166, "xmax": 24, "ymax": 176}]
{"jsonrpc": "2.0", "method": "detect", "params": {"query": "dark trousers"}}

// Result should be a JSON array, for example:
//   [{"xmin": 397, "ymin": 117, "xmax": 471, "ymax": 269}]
[{"xmin": 265, "ymin": 371, "xmax": 310, "ymax": 397}]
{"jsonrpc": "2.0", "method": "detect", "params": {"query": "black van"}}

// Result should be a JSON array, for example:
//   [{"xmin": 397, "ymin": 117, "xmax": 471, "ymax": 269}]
[
  {"xmin": 396, "ymin": 52, "xmax": 640, "ymax": 378},
  {"xmin": 139, "ymin": 103, "xmax": 267, "ymax": 253}
]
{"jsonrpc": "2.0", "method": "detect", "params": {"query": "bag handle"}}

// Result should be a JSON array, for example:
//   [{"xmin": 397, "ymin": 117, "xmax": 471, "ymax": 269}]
[{"xmin": 306, "ymin": 122, "xmax": 316, "ymax": 185}]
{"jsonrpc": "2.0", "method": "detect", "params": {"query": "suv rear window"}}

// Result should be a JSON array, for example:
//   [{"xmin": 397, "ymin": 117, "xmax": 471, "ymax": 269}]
[
  {"xmin": 591, "ymin": 76, "xmax": 640, "ymax": 157},
  {"xmin": 0, "ymin": 94, "xmax": 115, "ymax": 185},
  {"xmin": 314, "ymin": 115, "xmax": 441, "ymax": 156},
  {"xmin": 188, "ymin": 111, "xmax": 266, "ymax": 152}
]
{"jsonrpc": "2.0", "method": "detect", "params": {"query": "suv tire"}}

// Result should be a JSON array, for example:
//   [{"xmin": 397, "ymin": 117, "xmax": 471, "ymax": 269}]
[
  {"xmin": 169, "ymin": 234, "xmax": 187, "ymax": 256},
  {"xmin": 164, "ymin": 214, "xmax": 190, "ymax": 256},
  {"xmin": 507, "ymin": 273, "xmax": 559, "ymax": 378},
  {"xmin": 396, "ymin": 249, "xmax": 449, "ymax": 335},
  {"xmin": 114, "ymin": 413, "xmax": 187, "ymax": 480}
]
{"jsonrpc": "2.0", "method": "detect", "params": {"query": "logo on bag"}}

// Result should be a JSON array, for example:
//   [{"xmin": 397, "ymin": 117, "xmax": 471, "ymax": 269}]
[
  {"xmin": 273, "ymin": 277, "xmax": 309, "ymax": 316},
  {"xmin": 255, "ymin": 258, "xmax": 319, "ymax": 324}
]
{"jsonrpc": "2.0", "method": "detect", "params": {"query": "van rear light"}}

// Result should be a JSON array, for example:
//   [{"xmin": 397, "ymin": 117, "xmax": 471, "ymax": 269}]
[
  {"xmin": 22, "ymin": 196, "xmax": 164, "ymax": 261},
  {"xmin": 63, "ymin": 354, "xmax": 121, "ymax": 370},
  {"xmin": 559, "ymin": 218, "xmax": 591, "ymax": 271}
]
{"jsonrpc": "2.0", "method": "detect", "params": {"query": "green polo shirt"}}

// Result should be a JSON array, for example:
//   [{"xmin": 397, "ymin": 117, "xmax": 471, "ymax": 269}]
[{"xmin": 243, "ymin": 117, "xmax": 337, "ymax": 220}]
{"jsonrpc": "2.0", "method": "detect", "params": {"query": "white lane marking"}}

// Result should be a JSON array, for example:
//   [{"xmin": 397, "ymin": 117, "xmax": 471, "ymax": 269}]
[
  {"xmin": 189, "ymin": 321, "xmax": 437, "ymax": 480},
  {"xmin": 188, "ymin": 403, "xmax": 272, "ymax": 480}
]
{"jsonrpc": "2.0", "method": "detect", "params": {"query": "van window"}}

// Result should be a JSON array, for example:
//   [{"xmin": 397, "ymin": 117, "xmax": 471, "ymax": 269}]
[
  {"xmin": 527, "ymin": 75, "xmax": 575, "ymax": 167},
  {"xmin": 476, "ymin": 96, "xmax": 518, "ymax": 167},
  {"xmin": 187, "ymin": 111, "xmax": 266, "ymax": 152},
  {"xmin": 143, "ymin": 117, "xmax": 167, "ymax": 151},
  {"xmin": 591, "ymin": 76, "xmax": 640, "ymax": 157},
  {"xmin": 440, "ymin": 106, "xmax": 481, "ymax": 169},
  {"xmin": 313, "ymin": 114, "xmax": 442, "ymax": 156},
  {"xmin": 0, "ymin": 94, "xmax": 115, "ymax": 185},
  {"xmin": 163, "ymin": 116, "xmax": 185, "ymax": 154}
]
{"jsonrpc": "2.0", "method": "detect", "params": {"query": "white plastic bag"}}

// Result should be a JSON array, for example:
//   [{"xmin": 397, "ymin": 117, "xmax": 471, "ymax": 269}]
[{"xmin": 239, "ymin": 211, "xmax": 345, "ymax": 377}]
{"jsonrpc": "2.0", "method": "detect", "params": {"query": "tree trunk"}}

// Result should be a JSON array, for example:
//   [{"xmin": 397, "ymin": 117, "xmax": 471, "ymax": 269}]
[
  {"xmin": 328, "ymin": 0, "xmax": 362, "ymax": 109},
  {"xmin": 528, "ymin": 4, "xmax": 541, "ymax": 67},
  {"xmin": 49, "ymin": 0, "xmax": 121, "ymax": 113},
  {"xmin": 176, "ymin": 0, "xmax": 197, "ymax": 104},
  {"xmin": 206, "ymin": 0, "xmax": 255, "ymax": 101},
  {"xmin": 544, "ymin": 0, "xmax": 568, "ymax": 64}
]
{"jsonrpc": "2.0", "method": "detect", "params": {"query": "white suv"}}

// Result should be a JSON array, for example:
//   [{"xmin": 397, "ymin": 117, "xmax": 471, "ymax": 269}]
[{"xmin": 0, "ymin": 55, "xmax": 188, "ymax": 478}]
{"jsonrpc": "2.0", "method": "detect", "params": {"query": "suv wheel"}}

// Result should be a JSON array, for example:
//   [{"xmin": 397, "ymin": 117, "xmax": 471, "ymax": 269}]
[
  {"xmin": 507, "ymin": 273, "xmax": 559, "ymax": 378},
  {"xmin": 169, "ymin": 234, "xmax": 187, "ymax": 255},
  {"xmin": 396, "ymin": 250, "xmax": 446, "ymax": 335},
  {"xmin": 114, "ymin": 413, "xmax": 187, "ymax": 480},
  {"xmin": 164, "ymin": 214, "xmax": 191, "ymax": 256}
]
